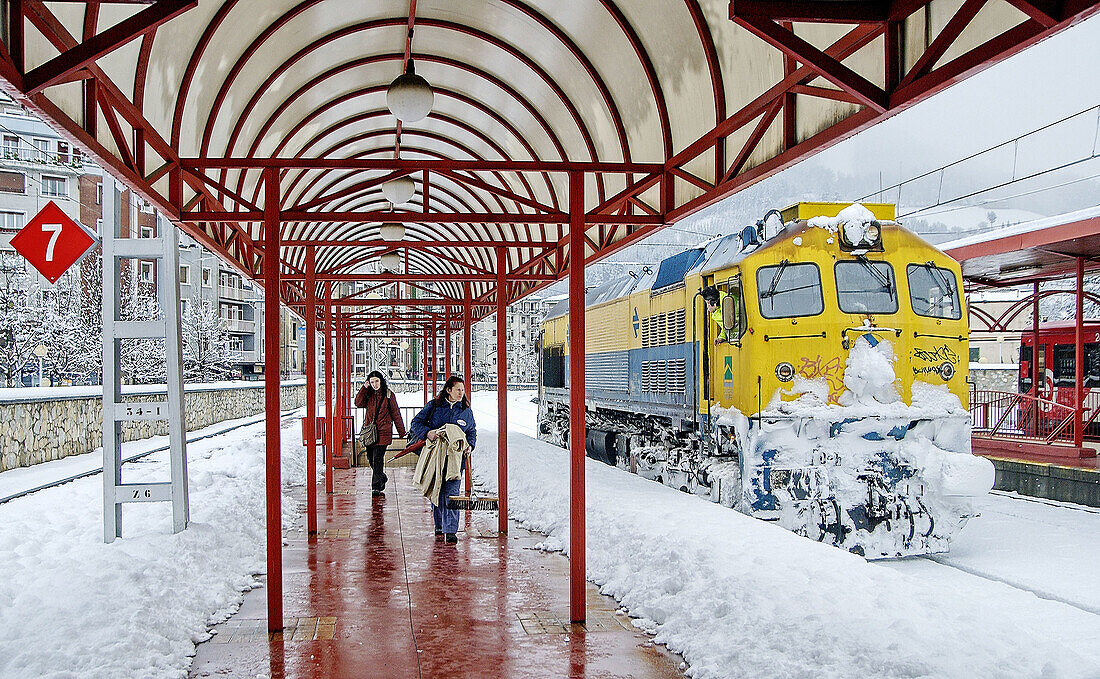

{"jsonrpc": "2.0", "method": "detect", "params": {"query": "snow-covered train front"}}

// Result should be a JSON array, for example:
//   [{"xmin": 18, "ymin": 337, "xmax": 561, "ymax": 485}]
[{"xmin": 537, "ymin": 202, "xmax": 994, "ymax": 558}]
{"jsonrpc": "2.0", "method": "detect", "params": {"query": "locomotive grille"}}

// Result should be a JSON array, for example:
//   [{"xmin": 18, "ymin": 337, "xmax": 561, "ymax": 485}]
[
  {"xmin": 658, "ymin": 360, "xmax": 667, "ymax": 392},
  {"xmin": 675, "ymin": 309, "xmax": 686, "ymax": 343},
  {"xmin": 658, "ymin": 313, "xmax": 668, "ymax": 345},
  {"xmin": 585, "ymin": 352, "xmax": 629, "ymax": 392},
  {"xmin": 670, "ymin": 358, "xmax": 686, "ymax": 393}
]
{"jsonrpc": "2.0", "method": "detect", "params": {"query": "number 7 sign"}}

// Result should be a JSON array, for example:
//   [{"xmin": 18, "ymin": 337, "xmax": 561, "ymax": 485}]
[{"xmin": 10, "ymin": 201, "xmax": 99, "ymax": 283}]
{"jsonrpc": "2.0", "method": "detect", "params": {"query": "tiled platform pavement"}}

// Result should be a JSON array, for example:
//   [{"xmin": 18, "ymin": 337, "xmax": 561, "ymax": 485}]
[{"xmin": 190, "ymin": 466, "xmax": 687, "ymax": 678}]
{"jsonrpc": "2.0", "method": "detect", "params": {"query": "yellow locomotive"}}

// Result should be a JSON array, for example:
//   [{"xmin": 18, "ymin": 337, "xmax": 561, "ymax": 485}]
[{"xmin": 538, "ymin": 203, "xmax": 993, "ymax": 558}]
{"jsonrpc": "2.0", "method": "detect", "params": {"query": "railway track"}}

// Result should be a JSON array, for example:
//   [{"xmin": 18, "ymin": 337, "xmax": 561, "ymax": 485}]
[{"xmin": 0, "ymin": 409, "xmax": 302, "ymax": 505}]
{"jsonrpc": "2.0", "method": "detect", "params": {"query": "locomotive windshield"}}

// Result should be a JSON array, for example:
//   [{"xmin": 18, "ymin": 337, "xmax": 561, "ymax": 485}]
[
  {"xmin": 757, "ymin": 262, "xmax": 823, "ymax": 318},
  {"xmin": 835, "ymin": 259, "xmax": 898, "ymax": 314},
  {"xmin": 907, "ymin": 263, "xmax": 961, "ymax": 320}
]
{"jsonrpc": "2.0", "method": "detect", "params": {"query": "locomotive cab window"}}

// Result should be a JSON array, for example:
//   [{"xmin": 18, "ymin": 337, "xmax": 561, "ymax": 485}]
[
  {"xmin": 835, "ymin": 259, "xmax": 897, "ymax": 314},
  {"xmin": 906, "ymin": 263, "xmax": 961, "ymax": 320},
  {"xmin": 756, "ymin": 261, "xmax": 823, "ymax": 319},
  {"xmin": 720, "ymin": 276, "xmax": 748, "ymax": 342}
]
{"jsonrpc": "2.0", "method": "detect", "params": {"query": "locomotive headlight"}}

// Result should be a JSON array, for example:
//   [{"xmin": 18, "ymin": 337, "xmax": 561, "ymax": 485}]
[
  {"xmin": 938, "ymin": 362, "xmax": 955, "ymax": 381},
  {"xmin": 840, "ymin": 219, "xmax": 882, "ymax": 250},
  {"xmin": 864, "ymin": 221, "xmax": 880, "ymax": 244},
  {"xmin": 775, "ymin": 362, "xmax": 795, "ymax": 382}
]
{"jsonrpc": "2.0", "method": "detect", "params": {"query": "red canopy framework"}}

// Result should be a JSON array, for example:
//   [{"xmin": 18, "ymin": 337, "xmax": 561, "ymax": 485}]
[{"xmin": 1, "ymin": 0, "xmax": 1096, "ymax": 629}]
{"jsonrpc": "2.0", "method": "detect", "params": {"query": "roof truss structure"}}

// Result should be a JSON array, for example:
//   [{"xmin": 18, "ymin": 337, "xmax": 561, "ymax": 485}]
[{"xmin": 1, "ymin": 0, "xmax": 1096, "ymax": 320}]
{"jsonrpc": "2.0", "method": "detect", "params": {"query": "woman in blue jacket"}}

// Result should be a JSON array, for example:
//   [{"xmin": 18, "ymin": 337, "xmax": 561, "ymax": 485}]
[{"xmin": 408, "ymin": 375, "xmax": 476, "ymax": 543}]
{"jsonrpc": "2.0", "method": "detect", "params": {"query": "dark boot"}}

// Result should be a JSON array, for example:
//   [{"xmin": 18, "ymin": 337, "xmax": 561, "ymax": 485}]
[{"xmin": 445, "ymin": 533, "xmax": 458, "ymax": 544}]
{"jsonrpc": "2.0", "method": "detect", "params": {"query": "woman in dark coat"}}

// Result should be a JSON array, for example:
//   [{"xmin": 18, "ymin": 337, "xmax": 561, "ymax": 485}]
[
  {"xmin": 408, "ymin": 375, "xmax": 476, "ymax": 543},
  {"xmin": 354, "ymin": 370, "xmax": 406, "ymax": 496}
]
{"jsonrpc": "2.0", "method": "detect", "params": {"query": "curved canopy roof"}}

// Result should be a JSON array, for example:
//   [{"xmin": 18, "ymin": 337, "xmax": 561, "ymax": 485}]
[{"xmin": 2, "ymin": 0, "xmax": 1095, "ymax": 328}]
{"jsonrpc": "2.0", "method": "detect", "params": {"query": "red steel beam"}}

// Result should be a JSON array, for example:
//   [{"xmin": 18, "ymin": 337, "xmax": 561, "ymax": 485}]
[
  {"xmin": 567, "ymin": 170, "xmax": 585, "ymax": 624},
  {"xmin": 262, "ymin": 167, "xmax": 283, "ymax": 633},
  {"xmin": 185, "ymin": 210, "xmax": 660, "ymax": 225},
  {"xmin": 277, "ymin": 239, "xmax": 557, "ymax": 249},
  {"xmin": 728, "ymin": 0, "xmax": 890, "ymax": 22},
  {"xmin": 304, "ymin": 247, "xmax": 317, "ymax": 535},
  {"xmin": 184, "ymin": 158, "xmax": 661, "ymax": 172},
  {"xmin": 1076, "ymin": 257, "xmax": 1084, "ymax": 448},
  {"xmin": 324, "ymin": 282, "xmax": 334, "ymax": 495},
  {"xmin": 463, "ymin": 281, "xmax": 473, "ymax": 494},
  {"xmin": 731, "ymin": 13, "xmax": 888, "ymax": 112},
  {"xmin": 24, "ymin": 0, "xmax": 196, "ymax": 95},
  {"xmin": 496, "ymin": 246, "xmax": 508, "ymax": 535}
]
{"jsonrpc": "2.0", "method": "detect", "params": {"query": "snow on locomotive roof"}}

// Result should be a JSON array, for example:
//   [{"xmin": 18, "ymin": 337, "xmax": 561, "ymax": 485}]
[{"xmin": 543, "ymin": 274, "xmax": 644, "ymax": 321}]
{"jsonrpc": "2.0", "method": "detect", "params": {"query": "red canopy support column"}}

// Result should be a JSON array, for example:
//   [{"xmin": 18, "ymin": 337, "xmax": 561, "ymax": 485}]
[
  {"xmin": 1075, "ymin": 257, "xmax": 1084, "ymax": 448},
  {"xmin": 262, "ymin": 167, "xmax": 283, "ymax": 633},
  {"xmin": 304, "ymin": 248, "xmax": 317, "ymax": 534},
  {"xmin": 445, "ymin": 307, "xmax": 452, "ymax": 377},
  {"xmin": 333, "ymin": 308, "xmax": 341, "ymax": 460},
  {"xmin": 431, "ymin": 321, "xmax": 438, "ymax": 395},
  {"xmin": 324, "ymin": 283, "xmax": 334, "ymax": 494},
  {"xmin": 1031, "ymin": 281, "xmax": 1039, "ymax": 436},
  {"xmin": 463, "ymin": 283, "xmax": 473, "ymax": 494},
  {"xmin": 567, "ymin": 170, "xmax": 586, "ymax": 624},
  {"xmin": 463, "ymin": 283, "xmax": 473, "ymax": 387},
  {"xmin": 335, "ymin": 307, "xmax": 345, "ymax": 461},
  {"xmin": 496, "ymin": 246, "xmax": 508, "ymax": 535},
  {"xmin": 422, "ymin": 327, "xmax": 429, "ymax": 404}
]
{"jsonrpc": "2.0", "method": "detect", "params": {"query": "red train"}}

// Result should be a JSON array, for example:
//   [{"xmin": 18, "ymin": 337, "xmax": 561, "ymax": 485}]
[{"xmin": 1018, "ymin": 321, "xmax": 1100, "ymax": 435}]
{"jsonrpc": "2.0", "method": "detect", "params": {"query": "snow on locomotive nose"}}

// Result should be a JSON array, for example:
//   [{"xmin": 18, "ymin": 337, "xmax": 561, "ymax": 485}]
[{"xmin": 719, "ymin": 336, "xmax": 994, "ymax": 558}]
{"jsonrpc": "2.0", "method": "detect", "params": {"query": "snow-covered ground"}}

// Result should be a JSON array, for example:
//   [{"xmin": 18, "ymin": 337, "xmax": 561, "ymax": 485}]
[
  {"xmin": 469, "ymin": 391, "xmax": 1100, "ymax": 679},
  {"xmin": 0, "ymin": 389, "xmax": 1097, "ymax": 678},
  {"xmin": 0, "ymin": 410, "xmax": 308, "ymax": 679}
]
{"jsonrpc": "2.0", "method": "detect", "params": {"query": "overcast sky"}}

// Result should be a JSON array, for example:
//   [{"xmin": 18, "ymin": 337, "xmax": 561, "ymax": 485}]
[{"xmin": 800, "ymin": 12, "xmax": 1100, "ymax": 199}]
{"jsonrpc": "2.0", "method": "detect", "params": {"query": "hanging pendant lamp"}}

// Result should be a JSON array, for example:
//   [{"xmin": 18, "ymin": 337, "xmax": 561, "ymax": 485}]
[{"xmin": 386, "ymin": 60, "xmax": 434, "ymax": 123}]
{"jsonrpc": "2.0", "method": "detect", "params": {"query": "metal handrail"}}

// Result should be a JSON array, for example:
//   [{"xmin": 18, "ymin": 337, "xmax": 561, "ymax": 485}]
[{"xmin": 969, "ymin": 389, "xmax": 1081, "ymax": 444}]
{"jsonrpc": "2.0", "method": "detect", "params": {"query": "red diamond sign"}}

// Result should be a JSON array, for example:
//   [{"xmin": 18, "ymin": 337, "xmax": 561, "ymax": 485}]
[{"xmin": 10, "ymin": 201, "xmax": 98, "ymax": 284}]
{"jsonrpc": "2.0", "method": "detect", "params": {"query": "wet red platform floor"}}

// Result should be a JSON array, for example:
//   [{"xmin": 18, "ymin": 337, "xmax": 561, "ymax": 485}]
[{"xmin": 190, "ymin": 466, "xmax": 686, "ymax": 679}]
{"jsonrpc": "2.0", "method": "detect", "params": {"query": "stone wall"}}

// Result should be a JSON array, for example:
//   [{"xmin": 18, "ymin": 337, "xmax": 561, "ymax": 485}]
[
  {"xmin": 969, "ymin": 365, "xmax": 1018, "ymax": 393},
  {"xmin": 0, "ymin": 381, "xmax": 310, "ymax": 472}
]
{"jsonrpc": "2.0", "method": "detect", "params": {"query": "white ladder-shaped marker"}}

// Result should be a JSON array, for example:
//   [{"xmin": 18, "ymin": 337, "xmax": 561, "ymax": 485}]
[{"xmin": 101, "ymin": 174, "xmax": 189, "ymax": 542}]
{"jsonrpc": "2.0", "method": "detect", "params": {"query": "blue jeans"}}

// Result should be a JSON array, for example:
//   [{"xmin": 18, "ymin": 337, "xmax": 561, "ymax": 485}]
[{"xmin": 432, "ymin": 478, "xmax": 462, "ymax": 534}]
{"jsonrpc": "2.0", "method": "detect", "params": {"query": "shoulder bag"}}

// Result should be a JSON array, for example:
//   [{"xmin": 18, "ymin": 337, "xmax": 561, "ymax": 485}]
[{"xmin": 357, "ymin": 393, "xmax": 385, "ymax": 448}]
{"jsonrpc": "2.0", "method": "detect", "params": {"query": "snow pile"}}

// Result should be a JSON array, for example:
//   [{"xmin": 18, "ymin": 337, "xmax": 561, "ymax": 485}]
[
  {"xmin": 807, "ymin": 202, "xmax": 878, "ymax": 232},
  {"xmin": 468, "ymin": 425, "xmax": 1100, "ymax": 679},
  {"xmin": 0, "ymin": 414, "xmax": 309, "ymax": 678},
  {"xmin": 841, "ymin": 336, "xmax": 898, "ymax": 405},
  {"xmin": 723, "ymin": 336, "xmax": 993, "ymax": 556}
]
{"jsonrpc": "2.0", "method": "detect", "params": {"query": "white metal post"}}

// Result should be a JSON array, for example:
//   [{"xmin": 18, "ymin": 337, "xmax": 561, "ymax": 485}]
[{"xmin": 101, "ymin": 175, "xmax": 190, "ymax": 542}]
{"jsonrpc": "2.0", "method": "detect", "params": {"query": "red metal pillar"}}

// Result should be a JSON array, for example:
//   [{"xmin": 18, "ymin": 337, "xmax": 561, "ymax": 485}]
[
  {"xmin": 1075, "ymin": 257, "xmax": 1084, "ymax": 448},
  {"xmin": 422, "ymin": 327, "xmax": 429, "ymax": 404},
  {"xmin": 304, "ymin": 248, "xmax": 317, "ymax": 534},
  {"xmin": 324, "ymin": 283, "xmax": 334, "ymax": 494},
  {"xmin": 1031, "ymin": 281, "xmax": 1040, "ymax": 436},
  {"xmin": 567, "ymin": 170, "xmax": 586, "ymax": 623},
  {"xmin": 262, "ymin": 167, "xmax": 283, "ymax": 632},
  {"xmin": 496, "ymin": 247, "xmax": 508, "ymax": 535},
  {"xmin": 431, "ymin": 321, "xmax": 438, "ymax": 395},
  {"xmin": 334, "ymin": 307, "xmax": 344, "ymax": 460},
  {"xmin": 445, "ymin": 307, "xmax": 452, "ymax": 377},
  {"xmin": 463, "ymin": 283, "xmax": 473, "ymax": 493},
  {"xmin": 463, "ymin": 283, "xmax": 473, "ymax": 388}
]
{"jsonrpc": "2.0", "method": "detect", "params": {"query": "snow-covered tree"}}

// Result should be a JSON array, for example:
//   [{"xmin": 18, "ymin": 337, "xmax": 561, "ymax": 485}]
[
  {"xmin": 182, "ymin": 295, "xmax": 239, "ymax": 382},
  {"xmin": 39, "ymin": 253, "xmax": 103, "ymax": 384},
  {"xmin": 119, "ymin": 275, "xmax": 165, "ymax": 384},
  {"xmin": 0, "ymin": 259, "xmax": 45, "ymax": 386}
]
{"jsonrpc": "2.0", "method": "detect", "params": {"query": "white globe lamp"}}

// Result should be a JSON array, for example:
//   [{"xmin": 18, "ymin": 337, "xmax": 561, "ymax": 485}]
[
  {"xmin": 379, "ymin": 222, "xmax": 405, "ymax": 242},
  {"xmin": 382, "ymin": 176, "xmax": 416, "ymax": 205},
  {"xmin": 386, "ymin": 61, "xmax": 434, "ymax": 123},
  {"xmin": 380, "ymin": 251, "xmax": 401, "ymax": 271}
]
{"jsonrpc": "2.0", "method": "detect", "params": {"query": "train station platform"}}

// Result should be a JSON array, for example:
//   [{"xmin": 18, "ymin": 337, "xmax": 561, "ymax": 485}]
[
  {"xmin": 189, "ymin": 465, "xmax": 686, "ymax": 679},
  {"xmin": 975, "ymin": 443, "xmax": 1100, "ymax": 507}
]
